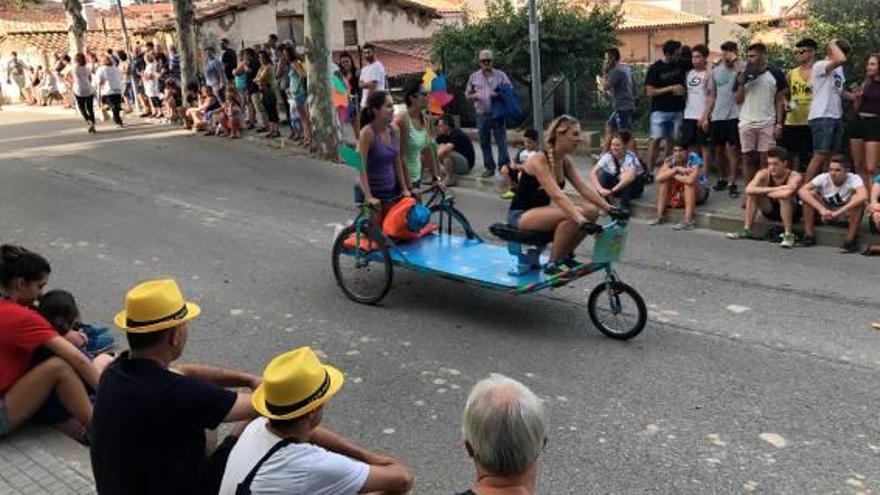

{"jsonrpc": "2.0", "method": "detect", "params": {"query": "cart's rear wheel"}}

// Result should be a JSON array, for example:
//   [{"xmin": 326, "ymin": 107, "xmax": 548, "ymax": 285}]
[
  {"xmin": 587, "ymin": 281, "xmax": 646, "ymax": 340},
  {"xmin": 332, "ymin": 223, "xmax": 393, "ymax": 305}
]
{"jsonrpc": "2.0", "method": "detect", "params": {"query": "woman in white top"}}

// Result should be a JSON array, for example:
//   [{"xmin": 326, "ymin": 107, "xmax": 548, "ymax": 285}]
[
  {"xmin": 142, "ymin": 54, "xmax": 162, "ymax": 118},
  {"xmin": 71, "ymin": 53, "xmax": 96, "ymax": 133},
  {"xmin": 96, "ymin": 55, "xmax": 124, "ymax": 127}
]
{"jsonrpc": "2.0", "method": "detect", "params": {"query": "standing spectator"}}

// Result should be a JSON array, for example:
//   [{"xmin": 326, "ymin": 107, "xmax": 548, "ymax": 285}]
[
  {"xmin": 799, "ymin": 156, "xmax": 867, "ymax": 251},
  {"xmin": 805, "ymin": 38, "xmax": 850, "ymax": 180},
  {"xmin": 645, "ymin": 40, "xmax": 687, "ymax": 176},
  {"xmin": 233, "ymin": 50, "xmax": 256, "ymax": 128},
  {"xmin": 466, "ymin": 49, "xmax": 512, "ymax": 178},
  {"xmin": 6, "ymin": 52, "xmax": 29, "ymax": 101},
  {"xmin": 705, "ymin": 41, "xmax": 744, "ymax": 196},
  {"xmin": 276, "ymin": 46, "xmax": 292, "ymax": 128},
  {"xmin": 71, "ymin": 53, "xmax": 97, "ymax": 134},
  {"xmin": 256, "ymin": 51, "xmax": 280, "ymax": 138},
  {"xmin": 602, "ymin": 47, "xmax": 637, "ymax": 154},
  {"xmin": 682, "ymin": 44, "xmax": 712, "ymax": 169},
  {"xmin": 218, "ymin": 347, "xmax": 414, "ymax": 495},
  {"xmin": 734, "ymin": 43, "xmax": 787, "ymax": 189},
  {"xmin": 358, "ymin": 43, "xmax": 386, "ymax": 109},
  {"xmin": 289, "ymin": 50, "xmax": 312, "ymax": 146},
  {"xmin": 436, "ymin": 114, "xmax": 476, "ymax": 187},
  {"xmin": 168, "ymin": 46, "xmax": 181, "ymax": 84},
  {"xmin": 454, "ymin": 374, "xmax": 547, "ymax": 495},
  {"xmin": 650, "ymin": 141, "xmax": 709, "ymax": 230},
  {"xmin": 90, "ymin": 279, "xmax": 261, "ymax": 495},
  {"xmin": 117, "ymin": 50, "xmax": 134, "ymax": 112},
  {"xmin": 220, "ymin": 38, "xmax": 237, "ymax": 82},
  {"xmin": 142, "ymin": 54, "xmax": 162, "ymax": 119},
  {"xmin": 849, "ymin": 53, "xmax": 880, "ymax": 189},
  {"xmin": 590, "ymin": 130, "xmax": 645, "ymax": 211},
  {"xmin": 395, "ymin": 79, "xmax": 438, "ymax": 189},
  {"xmin": 204, "ymin": 47, "xmax": 227, "ymax": 103},
  {"xmin": 338, "ymin": 51, "xmax": 360, "ymax": 135},
  {"xmin": 783, "ymin": 39, "xmax": 818, "ymax": 172},
  {"xmin": 726, "ymin": 147, "xmax": 803, "ymax": 247},
  {"xmin": 96, "ymin": 55, "xmax": 124, "ymax": 127},
  {"xmin": 246, "ymin": 48, "xmax": 265, "ymax": 131},
  {"xmin": 266, "ymin": 33, "xmax": 279, "ymax": 64}
]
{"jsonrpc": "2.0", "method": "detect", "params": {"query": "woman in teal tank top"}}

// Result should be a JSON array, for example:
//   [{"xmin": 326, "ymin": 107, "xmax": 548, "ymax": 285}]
[{"xmin": 394, "ymin": 79, "xmax": 439, "ymax": 190}]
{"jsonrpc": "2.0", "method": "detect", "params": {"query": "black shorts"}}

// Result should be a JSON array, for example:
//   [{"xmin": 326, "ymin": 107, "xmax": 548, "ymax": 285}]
[
  {"xmin": 782, "ymin": 125, "xmax": 813, "ymax": 155},
  {"xmin": 680, "ymin": 119, "xmax": 710, "ymax": 147},
  {"xmin": 849, "ymin": 116, "xmax": 880, "ymax": 142},
  {"xmin": 762, "ymin": 198, "xmax": 803, "ymax": 223},
  {"xmin": 149, "ymin": 96, "xmax": 161, "ymax": 107},
  {"xmin": 710, "ymin": 119, "xmax": 739, "ymax": 147}
]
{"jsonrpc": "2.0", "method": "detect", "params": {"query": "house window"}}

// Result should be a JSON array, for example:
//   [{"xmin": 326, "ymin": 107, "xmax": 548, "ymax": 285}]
[
  {"xmin": 277, "ymin": 14, "xmax": 304, "ymax": 44},
  {"xmin": 343, "ymin": 20, "xmax": 358, "ymax": 47}
]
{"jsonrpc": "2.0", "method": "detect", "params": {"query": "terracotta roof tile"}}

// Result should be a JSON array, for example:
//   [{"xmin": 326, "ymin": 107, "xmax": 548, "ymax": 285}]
[
  {"xmin": 405, "ymin": 0, "xmax": 465, "ymax": 14},
  {"xmin": 0, "ymin": 30, "xmax": 126, "ymax": 57},
  {"xmin": 723, "ymin": 12, "xmax": 781, "ymax": 25},
  {"xmin": 0, "ymin": 2, "xmax": 69, "ymax": 34},
  {"xmin": 334, "ymin": 38, "xmax": 433, "ymax": 77},
  {"xmin": 569, "ymin": 0, "xmax": 711, "ymax": 31}
]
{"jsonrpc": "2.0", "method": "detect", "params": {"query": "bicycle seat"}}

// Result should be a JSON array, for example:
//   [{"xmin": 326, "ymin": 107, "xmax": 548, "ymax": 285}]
[{"xmin": 489, "ymin": 223, "xmax": 554, "ymax": 246}]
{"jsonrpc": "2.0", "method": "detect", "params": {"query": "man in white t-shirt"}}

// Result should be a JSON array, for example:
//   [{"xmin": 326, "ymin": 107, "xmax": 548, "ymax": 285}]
[
  {"xmin": 682, "ymin": 44, "xmax": 711, "ymax": 169},
  {"xmin": 805, "ymin": 38, "xmax": 850, "ymax": 181},
  {"xmin": 218, "ymin": 347, "xmax": 413, "ymax": 495},
  {"xmin": 359, "ymin": 43, "xmax": 386, "ymax": 108},
  {"xmin": 734, "ymin": 42, "xmax": 787, "ymax": 189},
  {"xmin": 798, "ymin": 156, "xmax": 867, "ymax": 252}
]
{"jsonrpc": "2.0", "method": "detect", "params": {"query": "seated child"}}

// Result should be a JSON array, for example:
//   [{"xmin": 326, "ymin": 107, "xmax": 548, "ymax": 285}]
[{"xmin": 500, "ymin": 128, "xmax": 538, "ymax": 200}]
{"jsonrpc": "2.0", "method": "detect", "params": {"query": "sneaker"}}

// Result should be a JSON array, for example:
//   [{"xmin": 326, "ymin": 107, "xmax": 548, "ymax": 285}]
[
  {"xmin": 560, "ymin": 254, "xmax": 583, "ymax": 269},
  {"xmin": 713, "ymin": 179, "xmax": 729, "ymax": 192},
  {"xmin": 481, "ymin": 169, "xmax": 495, "ymax": 178},
  {"xmin": 800, "ymin": 235, "xmax": 816, "ymax": 247},
  {"xmin": 728, "ymin": 184, "xmax": 740, "ymax": 198},
  {"xmin": 86, "ymin": 332, "xmax": 115, "ymax": 355},
  {"xmin": 542, "ymin": 262, "xmax": 569, "ymax": 276},
  {"xmin": 673, "ymin": 221, "xmax": 695, "ymax": 231},
  {"xmin": 840, "ymin": 239, "xmax": 859, "ymax": 253},
  {"xmin": 779, "ymin": 232, "xmax": 796, "ymax": 248},
  {"xmin": 726, "ymin": 227, "xmax": 751, "ymax": 239},
  {"xmin": 648, "ymin": 216, "xmax": 667, "ymax": 226},
  {"xmin": 500, "ymin": 190, "xmax": 515, "ymax": 200}
]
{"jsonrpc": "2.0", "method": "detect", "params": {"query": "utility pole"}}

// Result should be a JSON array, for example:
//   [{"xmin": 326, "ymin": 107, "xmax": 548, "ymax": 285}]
[
  {"xmin": 115, "ymin": 0, "xmax": 141, "ymax": 114},
  {"xmin": 172, "ymin": 0, "xmax": 198, "ymax": 102},
  {"xmin": 305, "ymin": 0, "xmax": 337, "ymax": 159},
  {"xmin": 528, "ymin": 0, "xmax": 543, "ymax": 141}
]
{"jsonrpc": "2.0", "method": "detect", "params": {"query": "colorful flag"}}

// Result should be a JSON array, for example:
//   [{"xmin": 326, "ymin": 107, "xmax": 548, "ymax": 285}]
[{"xmin": 339, "ymin": 143, "xmax": 362, "ymax": 171}]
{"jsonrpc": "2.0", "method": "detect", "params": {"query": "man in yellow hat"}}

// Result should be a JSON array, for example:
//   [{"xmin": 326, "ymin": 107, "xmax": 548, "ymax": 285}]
[
  {"xmin": 218, "ymin": 346, "xmax": 414, "ymax": 495},
  {"xmin": 90, "ymin": 279, "xmax": 262, "ymax": 495}
]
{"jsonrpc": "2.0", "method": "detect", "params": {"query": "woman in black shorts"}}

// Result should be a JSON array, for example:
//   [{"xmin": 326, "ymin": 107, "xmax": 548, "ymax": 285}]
[{"xmin": 849, "ymin": 54, "xmax": 880, "ymax": 188}]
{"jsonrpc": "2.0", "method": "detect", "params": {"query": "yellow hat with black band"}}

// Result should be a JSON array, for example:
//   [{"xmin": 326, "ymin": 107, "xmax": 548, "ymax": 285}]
[
  {"xmin": 252, "ymin": 347, "xmax": 344, "ymax": 421},
  {"xmin": 114, "ymin": 279, "xmax": 201, "ymax": 333}
]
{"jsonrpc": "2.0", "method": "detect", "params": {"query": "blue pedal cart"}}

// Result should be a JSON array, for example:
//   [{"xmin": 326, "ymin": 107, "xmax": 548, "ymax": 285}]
[{"xmin": 331, "ymin": 186, "xmax": 647, "ymax": 340}]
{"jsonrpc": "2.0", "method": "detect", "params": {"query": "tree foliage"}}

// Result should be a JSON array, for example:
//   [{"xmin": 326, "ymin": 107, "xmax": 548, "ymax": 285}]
[
  {"xmin": 431, "ymin": 0, "xmax": 620, "ymax": 87},
  {"xmin": 795, "ymin": 0, "xmax": 880, "ymax": 80}
]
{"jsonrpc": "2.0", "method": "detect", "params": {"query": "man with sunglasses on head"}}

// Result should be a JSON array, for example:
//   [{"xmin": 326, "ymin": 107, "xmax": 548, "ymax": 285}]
[
  {"xmin": 467, "ymin": 49, "xmax": 512, "ymax": 178},
  {"xmin": 783, "ymin": 39, "xmax": 818, "ymax": 172}
]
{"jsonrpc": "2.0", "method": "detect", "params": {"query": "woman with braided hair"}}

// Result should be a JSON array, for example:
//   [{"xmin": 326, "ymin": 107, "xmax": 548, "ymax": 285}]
[{"xmin": 508, "ymin": 116, "xmax": 617, "ymax": 275}]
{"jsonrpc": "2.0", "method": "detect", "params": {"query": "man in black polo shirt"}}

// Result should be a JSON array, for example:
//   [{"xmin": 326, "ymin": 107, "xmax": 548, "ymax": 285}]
[
  {"xmin": 91, "ymin": 279, "xmax": 260, "ymax": 495},
  {"xmin": 645, "ymin": 39, "xmax": 687, "ymax": 177},
  {"xmin": 436, "ymin": 114, "xmax": 476, "ymax": 186}
]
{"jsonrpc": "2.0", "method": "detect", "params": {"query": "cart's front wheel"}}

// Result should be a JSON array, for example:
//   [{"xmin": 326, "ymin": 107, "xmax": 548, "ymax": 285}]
[
  {"xmin": 332, "ymin": 223, "xmax": 393, "ymax": 305},
  {"xmin": 587, "ymin": 281, "xmax": 647, "ymax": 340}
]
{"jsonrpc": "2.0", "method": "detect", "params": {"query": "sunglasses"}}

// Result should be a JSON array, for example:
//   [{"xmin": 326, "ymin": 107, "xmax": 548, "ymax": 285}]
[{"xmin": 480, "ymin": 59, "xmax": 492, "ymax": 64}]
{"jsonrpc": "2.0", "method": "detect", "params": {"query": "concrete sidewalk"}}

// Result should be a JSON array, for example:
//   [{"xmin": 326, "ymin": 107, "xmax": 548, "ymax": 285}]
[{"xmin": 0, "ymin": 426, "xmax": 95, "ymax": 494}]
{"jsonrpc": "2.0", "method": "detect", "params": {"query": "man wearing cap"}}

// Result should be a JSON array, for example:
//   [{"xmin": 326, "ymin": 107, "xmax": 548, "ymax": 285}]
[
  {"xmin": 219, "ymin": 347, "xmax": 414, "ymax": 495},
  {"xmin": 467, "ymin": 49, "xmax": 512, "ymax": 178},
  {"xmin": 91, "ymin": 279, "xmax": 261, "ymax": 495}
]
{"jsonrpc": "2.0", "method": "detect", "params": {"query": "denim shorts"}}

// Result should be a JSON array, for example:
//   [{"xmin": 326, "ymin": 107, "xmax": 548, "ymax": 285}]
[
  {"xmin": 809, "ymin": 117, "xmax": 843, "ymax": 153},
  {"xmin": 507, "ymin": 209, "xmax": 525, "ymax": 228},
  {"xmin": 607, "ymin": 110, "xmax": 633, "ymax": 131},
  {"xmin": 0, "ymin": 397, "xmax": 10, "ymax": 437},
  {"xmin": 650, "ymin": 111, "xmax": 683, "ymax": 140}
]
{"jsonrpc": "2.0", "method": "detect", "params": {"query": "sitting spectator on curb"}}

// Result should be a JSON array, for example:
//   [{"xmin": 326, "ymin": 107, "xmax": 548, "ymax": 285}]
[
  {"xmin": 726, "ymin": 147, "xmax": 803, "ymax": 247},
  {"xmin": 0, "ymin": 245, "xmax": 102, "ymax": 439},
  {"xmin": 219, "ymin": 346, "xmax": 414, "ymax": 495},
  {"xmin": 649, "ymin": 141, "xmax": 710, "ymax": 230},
  {"xmin": 866, "ymin": 173, "xmax": 880, "ymax": 255},
  {"xmin": 500, "ymin": 128, "xmax": 538, "ymax": 200},
  {"xmin": 91, "ymin": 279, "xmax": 261, "ymax": 495},
  {"xmin": 798, "ymin": 156, "xmax": 867, "ymax": 252},
  {"xmin": 455, "ymin": 374, "xmax": 547, "ymax": 495},
  {"xmin": 590, "ymin": 130, "xmax": 645, "ymax": 211},
  {"xmin": 436, "ymin": 114, "xmax": 476, "ymax": 187}
]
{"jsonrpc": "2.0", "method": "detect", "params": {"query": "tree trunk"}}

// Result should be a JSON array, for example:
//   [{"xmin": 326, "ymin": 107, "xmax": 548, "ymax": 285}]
[
  {"xmin": 305, "ymin": 0, "xmax": 337, "ymax": 159},
  {"xmin": 172, "ymin": 0, "xmax": 198, "ymax": 102},
  {"xmin": 63, "ymin": 0, "xmax": 87, "ymax": 55}
]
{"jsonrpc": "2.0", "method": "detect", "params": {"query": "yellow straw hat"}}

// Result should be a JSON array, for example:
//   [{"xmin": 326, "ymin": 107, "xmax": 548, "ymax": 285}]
[
  {"xmin": 114, "ymin": 279, "xmax": 201, "ymax": 333},
  {"xmin": 252, "ymin": 347, "xmax": 344, "ymax": 420}
]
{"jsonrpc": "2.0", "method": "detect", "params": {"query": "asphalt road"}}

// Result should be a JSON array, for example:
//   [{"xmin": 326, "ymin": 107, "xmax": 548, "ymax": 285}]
[{"xmin": 1, "ymin": 108, "xmax": 879, "ymax": 494}]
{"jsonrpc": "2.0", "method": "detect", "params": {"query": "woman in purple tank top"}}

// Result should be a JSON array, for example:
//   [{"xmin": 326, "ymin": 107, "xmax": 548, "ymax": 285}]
[
  {"xmin": 356, "ymin": 90, "xmax": 410, "ymax": 218},
  {"xmin": 849, "ymin": 54, "xmax": 880, "ymax": 189}
]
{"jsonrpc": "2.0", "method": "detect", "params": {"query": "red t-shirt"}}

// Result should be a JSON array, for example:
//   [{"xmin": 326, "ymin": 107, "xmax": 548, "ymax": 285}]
[{"xmin": 0, "ymin": 299, "xmax": 58, "ymax": 395}]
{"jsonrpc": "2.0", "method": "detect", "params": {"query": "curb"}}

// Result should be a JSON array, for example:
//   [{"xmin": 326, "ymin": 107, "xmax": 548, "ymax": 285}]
[{"xmin": 453, "ymin": 173, "xmax": 880, "ymax": 249}]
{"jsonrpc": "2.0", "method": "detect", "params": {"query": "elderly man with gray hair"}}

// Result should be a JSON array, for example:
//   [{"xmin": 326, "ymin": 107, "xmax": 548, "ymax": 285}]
[
  {"xmin": 455, "ymin": 373, "xmax": 547, "ymax": 495},
  {"xmin": 467, "ymin": 49, "xmax": 512, "ymax": 178}
]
